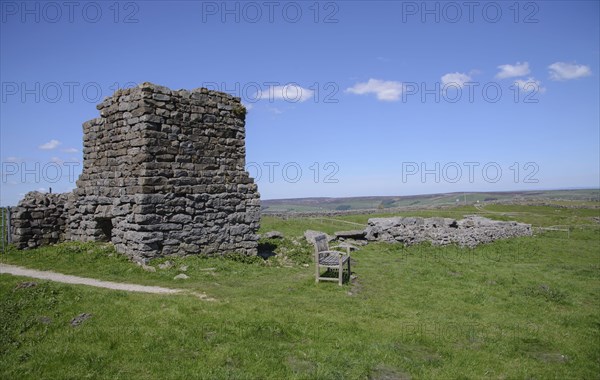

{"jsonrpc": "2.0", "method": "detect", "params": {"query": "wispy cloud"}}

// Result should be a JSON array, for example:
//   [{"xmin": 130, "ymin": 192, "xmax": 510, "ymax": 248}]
[
  {"xmin": 39, "ymin": 139, "xmax": 61, "ymax": 150},
  {"xmin": 50, "ymin": 157, "xmax": 64, "ymax": 164},
  {"xmin": 514, "ymin": 77, "xmax": 546, "ymax": 93},
  {"xmin": 441, "ymin": 72, "xmax": 472, "ymax": 88},
  {"xmin": 256, "ymin": 84, "xmax": 314, "ymax": 102},
  {"xmin": 61, "ymin": 147, "xmax": 78, "ymax": 153},
  {"xmin": 496, "ymin": 62, "xmax": 530, "ymax": 79},
  {"xmin": 266, "ymin": 106, "xmax": 283, "ymax": 115},
  {"xmin": 548, "ymin": 62, "xmax": 592, "ymax": 81},
  {"xmin": 346, "ymin": 79, "xmax": 404, "ymax": 101}
]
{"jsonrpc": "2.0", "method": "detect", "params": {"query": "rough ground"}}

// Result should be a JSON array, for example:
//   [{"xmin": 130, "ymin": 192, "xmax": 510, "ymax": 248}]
[{"xmin": 0, "ymin": 263, "xmax": 213, "ymax": 300}]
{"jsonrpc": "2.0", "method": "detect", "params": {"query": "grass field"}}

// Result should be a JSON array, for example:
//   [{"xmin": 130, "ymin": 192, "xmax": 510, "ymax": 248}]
[{"xmin": 1, "ymin": 205, "xmax": 599, "ymax": 379}]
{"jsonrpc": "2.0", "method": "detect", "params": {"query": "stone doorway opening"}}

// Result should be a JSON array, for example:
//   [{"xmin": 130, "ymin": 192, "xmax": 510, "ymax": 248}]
[{"xmin": 95, "ymin": 218, "xmax": 113, "ymax": 242}]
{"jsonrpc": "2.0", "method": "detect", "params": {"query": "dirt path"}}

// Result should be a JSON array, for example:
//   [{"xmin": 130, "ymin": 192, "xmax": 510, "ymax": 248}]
[{"xmin": 0, "ymin": 263, "xmax": 213, "ymax": 300}]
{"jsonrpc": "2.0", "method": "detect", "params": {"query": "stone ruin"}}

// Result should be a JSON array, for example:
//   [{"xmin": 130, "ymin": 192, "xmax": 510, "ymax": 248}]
[
  {"xmin": 363, "ymin": 215, "xmax": 532, "ymax": 247},
  {"xmin": 9, "ymin": 193, "xmax": 69, "ymax": 248},
  {"xmin": 302, "ymin": 215, "xmax": 532, "ymax": 250},
  {"xmin": 10, "ymin": 82, "xmax": 261, "ymax": 262}
]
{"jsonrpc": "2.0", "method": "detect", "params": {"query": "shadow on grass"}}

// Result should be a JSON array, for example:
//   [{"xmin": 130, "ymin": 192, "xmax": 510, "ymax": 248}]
[{"xmin": 257, "ymin": 242, "xmax": 277, "ymax": 260}]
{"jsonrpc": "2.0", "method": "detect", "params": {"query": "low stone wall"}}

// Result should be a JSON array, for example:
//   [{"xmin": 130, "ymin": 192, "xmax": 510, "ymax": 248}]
[
  {"xmin": 364, "ymin": 215, "xmax": 532, "ymax": 247},
  {"xmin": 10, "ymin": 192, "xmax": 69, "ymax": 249}
]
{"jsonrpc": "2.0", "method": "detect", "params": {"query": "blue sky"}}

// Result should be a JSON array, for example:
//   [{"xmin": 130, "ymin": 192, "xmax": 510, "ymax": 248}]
[{"xmin": 1, "ymin": 0, "xmax": 598, "ymax": 205}]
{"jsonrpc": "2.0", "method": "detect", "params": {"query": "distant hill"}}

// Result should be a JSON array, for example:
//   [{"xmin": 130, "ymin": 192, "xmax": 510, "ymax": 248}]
[{"xmin": 260, "ymin": 189, "xmax": 600, "ymax": 213}]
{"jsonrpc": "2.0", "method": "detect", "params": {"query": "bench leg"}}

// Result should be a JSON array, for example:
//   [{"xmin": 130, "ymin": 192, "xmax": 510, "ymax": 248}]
[{"xmin": 347, "ymin": 259, "xmax": 351, "ymax": 282}]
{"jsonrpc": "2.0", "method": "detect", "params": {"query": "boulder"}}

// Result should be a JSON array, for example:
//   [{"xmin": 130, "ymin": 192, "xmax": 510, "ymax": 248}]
[
  {"xmin": 334, "ymin": 230, "xmax": 366, "ymax": 239},
  {"xmin": 262, "ymin": 231, "xmax": 284, "ymax": 239},
  {"xmin": 304, "ymin": 230, "xmax": 333, "ymax": 244}
]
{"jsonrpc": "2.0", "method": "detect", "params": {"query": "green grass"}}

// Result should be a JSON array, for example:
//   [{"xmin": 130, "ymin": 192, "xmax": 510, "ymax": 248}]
[{"xmin": 1, "ymin": 205, "xmax": 599, "ymax": 379}]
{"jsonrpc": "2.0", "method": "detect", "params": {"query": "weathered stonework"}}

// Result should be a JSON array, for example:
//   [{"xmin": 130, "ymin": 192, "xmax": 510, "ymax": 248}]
[
  {"xmin": 11, "ymin": 82, "xmax": 261, "ymax": 261},
  {"xmin": 364, "ymin": 215, "xmax": 532, "ymax": 247},
  {"xmin": 10, "ymin": 192, "xmax": 69, "ymax": 249}
]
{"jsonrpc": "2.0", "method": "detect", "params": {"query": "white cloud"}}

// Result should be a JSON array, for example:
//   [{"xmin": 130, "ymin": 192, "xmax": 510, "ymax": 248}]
[
  {"xmin": 496, "ymin": 62, "xmax": 530, "ymax": 79},
  {"xmin": 242, "ymin": 102, "xmax": 254, "ymax": 111},
  {"xmin": 61, "ymin": 147, "xmax": 78, "ymax": 153},
  {"xmin": 39, "ymin": 139, "xmax": 61, "ymax": 150},
  {"xmin": 514, "ymin": 77, "xmax": 546, "ymax": 93},
  {"xmin": 266, "ymin": 106, "xmax": 283, "ymax": 115},
  {"xmin": 256, "ymin": 84, "xmax": 314, "ymax": 102},
  {"xmin": 4, "ymin": 156, "xmax": 21, "ymax": 162},
  {"xmin": 50, "ymin": 157, "xmax": 64, "ymax": 164},
  {"xmin": 548, "ymin": 62, "xmax": 592, "ymax": 81},
  {"xmin": 441, "ymin": 72, "xmax": 473, "ymax": 88},
  {"xmin": 346, "ymin": 79, "xmax": 405, "ymax": 101}
]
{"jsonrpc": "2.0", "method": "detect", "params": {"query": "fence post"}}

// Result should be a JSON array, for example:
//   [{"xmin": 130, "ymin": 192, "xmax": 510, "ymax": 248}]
[
  {"xmin": 7, "ymin": 207, "xmax": 11, "ymax": 245},
  {"xmin": 1, "ymin": 207, "xmax": 4, "ymax": 253}
]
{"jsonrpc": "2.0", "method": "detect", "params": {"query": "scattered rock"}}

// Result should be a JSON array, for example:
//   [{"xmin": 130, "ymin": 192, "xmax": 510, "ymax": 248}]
[
  {"xmin": 159, "ymin": 260, "xmax": 174, "ymax": 270},
  {"xmin": 140, "ymin": 264, "xmax": 156, "ymax": 272},
  {"xmin": 262, "ymin": 231, "xmax": 284, "ymax": 239},
  {"xmin": 38, "ymin": 316, "xmax": 52, "ymax": 324},
  {"xmin": 70, "ymin": 313, "xmax": 92, "ymax": 327},
  {"xmin": 178, "ymin": 265, "xmax": 188, "ymax": 272},
  {"xmin": 14, "ymin": 281, "xmax": 37, "ymax": 290},
  {"xmin": 364, "ymin": 215, "xmax": 532, "ymax": 248},
  {"xmin": 174, "ymin": 273, "xmax": 189, "ymax": 280}
]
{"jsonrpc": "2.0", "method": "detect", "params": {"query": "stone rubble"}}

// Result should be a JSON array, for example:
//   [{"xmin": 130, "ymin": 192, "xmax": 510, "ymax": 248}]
[{"xmin": 364, "ymin": 215, "xmax": 532, "ymax": 247}]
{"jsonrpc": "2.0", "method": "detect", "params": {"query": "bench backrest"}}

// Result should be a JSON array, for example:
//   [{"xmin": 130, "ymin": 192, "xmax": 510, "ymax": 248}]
[{"xmin": 314, "ymin": 234, "xmax": 329, "ymax": 254}]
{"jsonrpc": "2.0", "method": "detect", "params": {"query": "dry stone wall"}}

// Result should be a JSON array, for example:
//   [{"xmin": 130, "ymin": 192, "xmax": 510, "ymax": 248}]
[
  {"xmin": 10, "ymin": 192, "xmax": 69, "ymax": 249},
  {"xmin": 11, "ymin": 82, "xmax": 261, "ymax": 261}
]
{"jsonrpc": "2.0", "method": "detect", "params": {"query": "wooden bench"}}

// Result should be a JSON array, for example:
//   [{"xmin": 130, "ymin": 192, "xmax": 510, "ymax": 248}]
[{"xmin": 314, "ymin": 234, "xmax": 351, "ymax": 286}]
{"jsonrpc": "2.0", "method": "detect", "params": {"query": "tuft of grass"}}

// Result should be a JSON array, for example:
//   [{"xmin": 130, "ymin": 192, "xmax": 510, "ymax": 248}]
[{"xmin": 523, "ymin": 284, "xmax": 569, "ymax": 304}]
